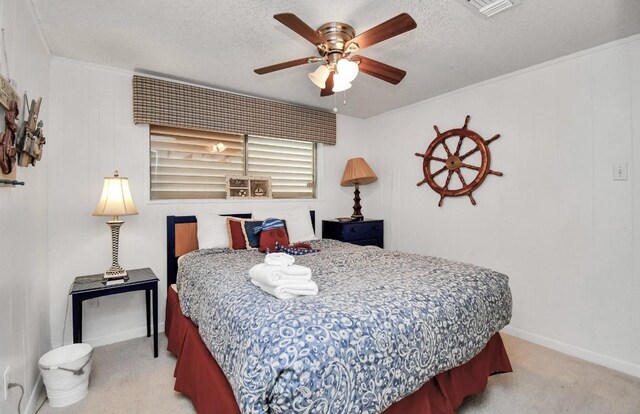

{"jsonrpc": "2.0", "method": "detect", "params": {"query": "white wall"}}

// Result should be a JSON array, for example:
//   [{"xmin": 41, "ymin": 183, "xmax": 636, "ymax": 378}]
[
  {"xmin": 47, "ymin": 57, "xmax": 382, "ymax": 348},
  {"xmin": 367, "ymin": 35, "xmax": 640, "ymax": 377},
  {"xmin": 0, "ymin": 0, "xmax": 51, "ymax": 413}
]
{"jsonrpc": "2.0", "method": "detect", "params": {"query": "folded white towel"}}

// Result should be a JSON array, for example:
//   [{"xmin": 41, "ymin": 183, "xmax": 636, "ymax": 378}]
[
  {"xmin": 251, "ymin": 279, "xmax": 318, "ymax": 300},
  {"xmin": 279, "ymin": 265, "xmax": 311, "ymax": 277},
  {"xmin": 264, "ymin": 253, "xmax": 295, "ymax": 267},
  {"xmin": 249, "ymin": 263, "xmax": 312, "ymax": 285}
]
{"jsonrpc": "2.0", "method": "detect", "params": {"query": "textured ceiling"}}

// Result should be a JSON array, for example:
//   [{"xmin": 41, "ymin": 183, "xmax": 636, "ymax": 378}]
[{"xmin": 34, "ymin": 0, "xmax": 640, "ymax": 118}]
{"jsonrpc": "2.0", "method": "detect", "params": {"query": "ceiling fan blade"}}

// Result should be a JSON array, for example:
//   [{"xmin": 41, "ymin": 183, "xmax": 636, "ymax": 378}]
[
  {"xmin": 320, "ymin": 72, "xmax": 334, "ymax": 97},
  {"xmin": 355, "ymin": 56, "xmax": 406, "ymax": 85},
  {"xmin": 254, "ymin": 57, "xmax": 316, "ymax": 74},
  {"xmin": 274, "ymin": 13, "xmax": 327, "ymax": 47},
  {"xmin": 347, "ymin": 13, "xmax": 417, "ymax": 51}
]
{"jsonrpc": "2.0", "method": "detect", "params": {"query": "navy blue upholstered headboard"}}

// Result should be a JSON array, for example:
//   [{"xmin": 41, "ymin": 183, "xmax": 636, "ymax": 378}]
[{"xmin": 166, "ymin": 211, "xmax": 315, "ymax": 287}]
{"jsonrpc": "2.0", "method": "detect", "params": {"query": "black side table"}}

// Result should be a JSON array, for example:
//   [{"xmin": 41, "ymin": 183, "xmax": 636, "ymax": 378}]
[{"xmin": 69, "ymin": 267, "xmax": 159, "ymax": 358}]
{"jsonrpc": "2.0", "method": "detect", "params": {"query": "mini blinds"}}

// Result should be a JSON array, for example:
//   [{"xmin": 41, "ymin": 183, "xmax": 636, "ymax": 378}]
[
  {"xmin": 247, "ymin": 136, "xmax": 315, "ymax": 199},
  {"xmin": 150, "ymin": 126, "xmax": 245, "ymax": 199},
  {"xmin": 149, "ymin": 126, "xmax": 315, "ymax": 200}
]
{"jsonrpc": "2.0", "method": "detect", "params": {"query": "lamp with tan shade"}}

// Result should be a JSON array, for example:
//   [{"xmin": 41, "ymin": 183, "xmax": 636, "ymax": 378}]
[
  {"xmin": 93, "ymin": 171, "xmax": 138, "ymax": 279},
  {"xmin": 341, "ymin": 158, "xmax": 378, "ymax": 221}
]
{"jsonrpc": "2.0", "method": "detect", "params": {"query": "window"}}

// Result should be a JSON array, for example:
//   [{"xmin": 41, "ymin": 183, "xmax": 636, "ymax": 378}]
[
  {"xmin": 150, "ymin": 126, "xmax": 315, "ymax": 200},
  {"xmin": 246, "ymin": 136, "xmax": 315, "ymax": 199}
]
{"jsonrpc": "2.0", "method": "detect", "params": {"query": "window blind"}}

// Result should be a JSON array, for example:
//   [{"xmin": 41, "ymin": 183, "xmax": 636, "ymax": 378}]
[
  {"xmin": 150, "ymin": 126, "xmax": 244, "ymax": 199},
  {"xmin": 149, "ymin": 127, "xmax": 316, "ymax": 200},
  {"xmin": 246, "ymin": 136, "xmax": 315, "ymax": 199}
]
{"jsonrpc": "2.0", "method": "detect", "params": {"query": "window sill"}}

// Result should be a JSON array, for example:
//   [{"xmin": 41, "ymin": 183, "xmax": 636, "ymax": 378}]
[{"xmin": 146, "ymin": 197, "xmax": 322, "ymax": 205}]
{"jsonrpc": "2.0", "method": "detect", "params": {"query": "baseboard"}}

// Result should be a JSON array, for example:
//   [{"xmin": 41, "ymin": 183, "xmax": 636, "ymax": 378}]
[
  {"xmin": 502, "ymin": 326, "xmax": 640, "ymax": 378},
  {"xmin": 25, "ymin": 373, "xmax": 43, "ymax": 414},
  {"xmin": 66, "ymin": 323, "xmax": 165, "ymax": 348}
]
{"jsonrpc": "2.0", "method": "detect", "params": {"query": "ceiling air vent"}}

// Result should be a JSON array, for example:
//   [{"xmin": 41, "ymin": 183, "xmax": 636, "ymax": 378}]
[{"xmin": 457, "ymin": 0, "xmax": 522, "ymax": 18}]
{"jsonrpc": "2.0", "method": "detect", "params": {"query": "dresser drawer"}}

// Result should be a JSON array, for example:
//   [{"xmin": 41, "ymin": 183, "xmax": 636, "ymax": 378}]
[
  {"xmin": 340, "ymin": 221, "xmax": 383, "ymax": 242},
  {"xmin": 350, "ymin": 238, "xmax": 383, "ymax": 248},
  {"xmin": 322, "ymin": 219, "xmax": 384, "ymax": 249}
]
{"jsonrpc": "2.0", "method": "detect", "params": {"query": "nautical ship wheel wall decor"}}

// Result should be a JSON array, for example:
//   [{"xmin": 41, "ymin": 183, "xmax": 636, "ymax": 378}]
[{"xmin": 415, "ymin": 115, "xmax": 503, "ymax": 207}]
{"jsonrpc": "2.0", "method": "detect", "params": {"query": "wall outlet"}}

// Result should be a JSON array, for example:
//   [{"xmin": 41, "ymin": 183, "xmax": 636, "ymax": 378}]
[{"xmin": 3, "ymin": 366, "xmax": 9, "ymax": 400}]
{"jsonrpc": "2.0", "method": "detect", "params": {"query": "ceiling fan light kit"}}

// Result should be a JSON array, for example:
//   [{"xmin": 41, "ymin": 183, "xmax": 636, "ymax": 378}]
[
  {"xmin": 255, "ymin": 13, "xmax": 417, "ymax": 97},
  {"xmin": 332, "ymin": 73, "xmax": 352, "ymax": 92},
  {"xmin": 336, "ymin": 58, "xmax": 359, "ymax": 83},
  {"xmin": 308, "ymin": 65, "xmax": 330, "ymax": 88}
]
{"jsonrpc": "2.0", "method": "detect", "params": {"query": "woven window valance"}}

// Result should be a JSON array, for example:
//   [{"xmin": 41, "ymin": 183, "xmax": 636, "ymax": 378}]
[{"xmin": 132, "ymin": 75, "xmax": 336, "ymax": 145}]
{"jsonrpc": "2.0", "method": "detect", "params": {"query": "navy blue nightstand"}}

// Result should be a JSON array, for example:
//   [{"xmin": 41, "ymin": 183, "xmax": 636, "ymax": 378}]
[{"xmin": 322, "ymin": 219, "xmax": 384, "ymax": 248}]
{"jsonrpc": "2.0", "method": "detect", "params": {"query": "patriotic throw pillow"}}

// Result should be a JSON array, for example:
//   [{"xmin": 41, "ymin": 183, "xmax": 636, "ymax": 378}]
[{"xmin": 254, "ymin": 218, "xmax": 289, "ymax": 253}]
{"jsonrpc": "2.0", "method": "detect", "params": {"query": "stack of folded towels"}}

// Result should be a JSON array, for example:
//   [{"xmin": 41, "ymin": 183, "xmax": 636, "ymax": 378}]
[{"xmin": 249, "ymin": 253, "xmax": 318, "ymax": 299}]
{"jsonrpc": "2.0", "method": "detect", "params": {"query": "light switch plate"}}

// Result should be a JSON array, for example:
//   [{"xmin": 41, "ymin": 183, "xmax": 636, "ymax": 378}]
[{"xmin": 613, "ymin": 162, "xmax": 628, "ymax": 181}]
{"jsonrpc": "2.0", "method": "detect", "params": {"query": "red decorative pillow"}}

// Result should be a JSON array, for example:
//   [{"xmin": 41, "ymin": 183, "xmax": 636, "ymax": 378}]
[
  {"xmin": 258, "ymin": 227, "xmax": 289, "ymax": 253},
  {"xmin": 226, "ymin": 218, "xmax": 247, "ymax": 250}
]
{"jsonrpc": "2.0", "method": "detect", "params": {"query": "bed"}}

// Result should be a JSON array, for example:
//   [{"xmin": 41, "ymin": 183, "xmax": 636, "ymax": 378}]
[{"xmin": 165, "ymin": 213, "xmax": 513, "ymax": 414}]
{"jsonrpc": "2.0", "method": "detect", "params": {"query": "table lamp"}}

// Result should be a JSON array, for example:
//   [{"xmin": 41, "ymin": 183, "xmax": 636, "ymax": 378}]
[
  {"xmin": 341, "ymin": 158, "xmax": 378, "ymax": 221},
  {"xmin": 93, "ymin": 171, "xmax": 138, "ymax": 279}
]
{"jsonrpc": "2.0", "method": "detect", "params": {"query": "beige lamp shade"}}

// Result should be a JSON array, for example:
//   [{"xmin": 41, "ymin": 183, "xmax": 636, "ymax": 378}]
[
  {"xmin": 341, "ymin": 158, "xmax": 378, "ymax": 186},
  {"xmin": 92, "ymin": 171, "xmax": 138, "ymax": 217}
]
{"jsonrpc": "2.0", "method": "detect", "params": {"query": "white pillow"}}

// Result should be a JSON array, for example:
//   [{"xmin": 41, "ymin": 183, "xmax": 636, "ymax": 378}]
[
  {"xmin": 251, "ymin": 205, "xmax": 317, "ymax": 243},
  {"xmin": 196, "ymin": 214, "xmax": 229, "ymax": 249}
]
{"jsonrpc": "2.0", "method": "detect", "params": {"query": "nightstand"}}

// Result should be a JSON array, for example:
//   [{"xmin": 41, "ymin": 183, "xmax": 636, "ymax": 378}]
[
  {"xmin": 322, "ymin": 219, "xmax": 384, "ymax": 248},
  {"xmin": 69, "ymin": 268, "xmax": 159, "ymax": 357}
]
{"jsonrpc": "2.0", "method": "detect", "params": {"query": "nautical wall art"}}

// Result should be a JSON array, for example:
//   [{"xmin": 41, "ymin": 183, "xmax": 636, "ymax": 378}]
[
  {"xmin": 0, "ymin": 72, "xmax": 21, "ymax": 187},
  {"xmin": 16, "ymin": 96, "xmax": 45, "ymax": 168},
  {"xmin": 415, "ymin": 116, "xmax": 503, "ymax": 207},
  {"xmin": 0, "ymin": 100, "xmax": 18, "ymax": 176}
]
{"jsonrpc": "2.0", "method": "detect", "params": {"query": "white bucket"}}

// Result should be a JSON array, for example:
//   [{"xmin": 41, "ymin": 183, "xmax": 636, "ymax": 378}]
[{"xmin": 38, "ymin": 343, "xmax": 93, "ymax": 407}]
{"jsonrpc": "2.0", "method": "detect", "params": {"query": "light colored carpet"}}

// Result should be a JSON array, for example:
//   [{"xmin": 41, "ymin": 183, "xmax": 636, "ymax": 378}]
[{"xmin": 38, "ymin": 334, "xmax": 640, "ymax": 413}]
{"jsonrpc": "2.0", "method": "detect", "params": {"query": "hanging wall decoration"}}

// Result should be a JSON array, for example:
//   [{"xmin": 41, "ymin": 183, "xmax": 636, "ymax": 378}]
[
  {"xmin": 0, "ymin": 70, "xmax": 20, "ymax": 187},
  {"xmin": 415, "ymin": 115, "xmax": 502, "ymax": 207},
  {"xmin": 0, "ymin": 99, "xmax": 19, "ymax": 187},
  {"xmin": 0, "ymin": 99, "xmax": 18, "ymax": 175},
  {"xmin": 0, "ymin": 29, "xmax": 29, "ymax": 187},
  {"xmin": 15, "ymin": 96, "xmax": 45, "ymax": 167},
  {"xmin": 0, "ymin": 74, "xmax": 19, "ymax": 111}
]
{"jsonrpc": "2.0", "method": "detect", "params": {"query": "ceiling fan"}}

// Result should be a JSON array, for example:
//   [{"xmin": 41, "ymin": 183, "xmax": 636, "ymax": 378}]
[{"xmin": 254, "ymin": 13, "xmax": 417, "ymax": 96}]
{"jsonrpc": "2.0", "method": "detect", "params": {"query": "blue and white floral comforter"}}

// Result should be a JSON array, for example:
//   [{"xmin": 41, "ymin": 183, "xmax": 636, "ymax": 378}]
[{"xmin": 177, "ymin": 239, "xmax": 512, "ymax": 414}]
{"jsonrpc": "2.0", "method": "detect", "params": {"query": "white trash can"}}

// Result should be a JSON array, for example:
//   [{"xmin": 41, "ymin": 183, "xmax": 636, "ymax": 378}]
[{"xmin": 38, "ymin": 343, "xmax": 93, "ymax": 407}]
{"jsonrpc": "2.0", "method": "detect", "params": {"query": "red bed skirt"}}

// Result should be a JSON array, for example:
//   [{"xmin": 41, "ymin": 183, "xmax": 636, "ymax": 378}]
[{"xmin": 166, "ymin": 287, "xmax": 512, "ymax": 414}]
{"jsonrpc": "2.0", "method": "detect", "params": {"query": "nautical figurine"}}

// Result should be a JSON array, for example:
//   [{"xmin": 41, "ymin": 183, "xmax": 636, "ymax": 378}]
[
  {"xmin": 17, "ymin": 128, "xmax": 33, "ymax": 166},
  {"xmin": 16, "ymin": 97, "xmax": 43, "ymax": 167},
  {"xmin": 28, "ymin": 120, "xmax": 45, "ymax": 166}
]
